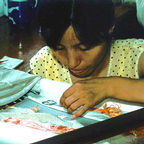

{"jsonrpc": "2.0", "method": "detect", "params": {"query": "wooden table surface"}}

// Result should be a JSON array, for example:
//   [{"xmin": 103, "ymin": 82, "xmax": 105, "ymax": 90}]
[{"xmin": 0, "ymin": 16, "xmax": 46, "ymax": 72}]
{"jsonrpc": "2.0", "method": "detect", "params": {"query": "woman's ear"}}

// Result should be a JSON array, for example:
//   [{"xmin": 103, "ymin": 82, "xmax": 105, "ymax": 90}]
[{"xmin": 108, "ymin": 25, "xmax": 115, "ymax": 34}]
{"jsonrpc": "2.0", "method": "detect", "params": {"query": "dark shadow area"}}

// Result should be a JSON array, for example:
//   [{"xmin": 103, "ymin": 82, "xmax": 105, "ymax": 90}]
[{"xmin": 113, "ymin": 6, "xmax": 144, "ymax": 39}]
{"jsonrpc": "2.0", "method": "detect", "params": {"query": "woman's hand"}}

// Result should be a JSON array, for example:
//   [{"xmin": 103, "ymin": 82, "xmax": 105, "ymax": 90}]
[
  {"xmin": 60, "ymin": 77, "xmax": 144, "ymax": 119},
  {"xmin": 60, "ymin": 77, "xmax": 114, "ymax": 119}
]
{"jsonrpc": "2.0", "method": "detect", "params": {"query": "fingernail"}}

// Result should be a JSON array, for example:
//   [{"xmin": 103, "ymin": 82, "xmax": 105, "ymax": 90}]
[{"xmin": 72, "ymin": 115, "xmax": 76, "ymax": 119}]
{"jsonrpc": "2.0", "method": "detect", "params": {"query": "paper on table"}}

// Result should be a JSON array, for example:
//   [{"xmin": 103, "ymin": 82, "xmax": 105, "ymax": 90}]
[
  {"xmin": 83, "ymin": 98, "xmax": 144, "ymax": 121},
  {"xmin": 0, "ymin": 122, "xmax": 56, "ymax": 144},
  {"xmin": 0, "ymin": 107, "xmax": 83, "ymax": 128},
  {"xmin": 0, "ymin": 107, "xmax": 83, "ymax": 144},
  {"xmin": 28, "ymin": 78, "xmax": 71, "ymax": 115},
  {"xmin": 93, "ymin": 98, "xmax": 144, "ymax": 113},
  {"xmin": 28, "ymin": 79, "xmax": 144, "ymax": 144},
  {"xmin": 0, "ymin": 56, "xmax": 24, "ymax": 69},
  {"xmin": 40, "ymin": 78, "xmax": 72, "ymax": 105},
  {"xmin": 29, "ymin": 78, "xmax": 144, "ymax": 121}
]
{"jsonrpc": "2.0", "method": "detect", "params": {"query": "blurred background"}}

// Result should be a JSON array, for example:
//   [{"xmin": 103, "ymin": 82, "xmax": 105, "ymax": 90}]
[
  {"xmin": 0, "ymin": 0, "xmax": 45, "ymax": 72},
  {"xmin": 0, "ymin": 0, "xmax": 144, "ymax": 71}
]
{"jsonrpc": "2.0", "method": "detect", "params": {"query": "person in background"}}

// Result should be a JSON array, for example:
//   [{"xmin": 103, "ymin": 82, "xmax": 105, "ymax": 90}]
[
  {"xmin": 122, "ymin": 0, "xmax": 144, "ymax": 28},
  {"xmin": 112, "ymin": 0, "xmax": 144, "ymax": 39},
  {"xmin": 30, "ymin": 0, "xmax": 144, "ymax": 119},
  {"xmin": 114, "ymin": 0, "xmax": 144, "ymax": 28},
  {"xmin": 135, "ymin": 0, "xmax": 144, "ymax": 28}
]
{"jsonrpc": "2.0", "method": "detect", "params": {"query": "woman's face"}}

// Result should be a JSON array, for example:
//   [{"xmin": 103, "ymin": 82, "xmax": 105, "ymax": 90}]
[{"xmin": 52, "ymin": 26, "xmax": 108, "ymax": 78}]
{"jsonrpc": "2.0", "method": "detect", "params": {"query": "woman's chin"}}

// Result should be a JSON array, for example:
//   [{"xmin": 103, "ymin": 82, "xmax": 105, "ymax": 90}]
[{"xmin": 70, "ymin": 70, "xmax": 92, "ymax": 78}]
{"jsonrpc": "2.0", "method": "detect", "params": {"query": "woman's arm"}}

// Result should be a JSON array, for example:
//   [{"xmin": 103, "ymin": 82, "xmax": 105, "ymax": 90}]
[
  {"xmin": 138, "ymin": 52, "xmax": 144, "ymax": 78},
  {"xmin": 60, "ymin": 76, "xmax": 144, "ymax": 119},
  {"xmin": 60, "ymin": 51, "xmax": 144, "ymax": 119},
  {"xmin": 110, "ymin": 77, "xmax": 144, "ymax": 103}
]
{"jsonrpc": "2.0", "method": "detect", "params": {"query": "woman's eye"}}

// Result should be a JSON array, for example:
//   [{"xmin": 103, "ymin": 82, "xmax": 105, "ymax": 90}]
[
  {"xmin": 56, "ymin": 45, "xmax": 65, "ymax": 50},
  {"xmin": 77, "ymin": 44, "xmax": 88, "ymax": 51}
]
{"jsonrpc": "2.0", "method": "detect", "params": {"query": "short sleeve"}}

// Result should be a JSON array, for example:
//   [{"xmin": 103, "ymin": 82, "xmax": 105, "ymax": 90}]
[
  {"xmin": 108, "ymin": 39, "xmax": 144, "ymax": 79},
  {"xmin": 30, "ymin": 46, "xmax": 49, "ymax": 78},
  {"xmin": 30, "ymin": 46, "xmax": 72, "ymax": 83}
]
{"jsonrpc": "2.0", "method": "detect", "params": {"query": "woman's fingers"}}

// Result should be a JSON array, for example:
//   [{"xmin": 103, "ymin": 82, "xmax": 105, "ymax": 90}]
[
  {"xmin": 67, "ymin": 99, "xmax": 82, "ymax": 113},
  {"xmin": 60, "ymin": 84, "xmax": 79, "ymax": 106},
  {"xmin": 64, "ymin": 94, "xmax": 79, "ymax": 108},
  {"xmin": 60, "ymin": 79, "xmax": 110, "ymax": 119},
  {"xmin": 72, "ymin": 104, "xmax": 89, "ymax": 119}
]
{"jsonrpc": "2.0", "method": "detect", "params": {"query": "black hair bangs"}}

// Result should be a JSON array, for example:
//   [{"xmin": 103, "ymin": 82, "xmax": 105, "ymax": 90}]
[
  {"xmin": 72, "ymin": 0, "xmax": 114, "ymax": 47},
  {"xmin": 36, "ymin": 0, "xmax": 73, "ymax": 49},
  {"xmin": 36, "ymin": 0, "xmax": 114, "ymax": 49}
]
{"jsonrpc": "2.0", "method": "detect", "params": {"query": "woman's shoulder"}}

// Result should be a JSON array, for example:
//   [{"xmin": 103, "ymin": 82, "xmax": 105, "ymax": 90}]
[
  {"xmin": 35, "ymin": 46, "xmax": 51, "ymax": 56},
  {"xmin": 108, "ymin": 39, "xmax": 144, "ymax": 78},
  {"xmin": 39, "ymin": 46, "xmax": 51, "ymax": 52},
  {"xmin": 29, "ymin": 46, "xmax": 72, "ymax": 83},
  {"xmin": 113, "ymin": 38, "xmax": 144, "ymax": 50},
  {"xmin": 30, "ymin": 46, "xmax": 51, "ymax": 61},
  {"xmin": 111, "ymin": 38, "xmax": 144, "ymax": 57}
]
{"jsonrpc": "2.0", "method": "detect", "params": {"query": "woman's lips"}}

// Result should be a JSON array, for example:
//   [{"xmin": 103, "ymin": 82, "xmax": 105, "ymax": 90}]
[{"xmin": 70, "ymin": 69, "xmax": 86, "ymax": 74}]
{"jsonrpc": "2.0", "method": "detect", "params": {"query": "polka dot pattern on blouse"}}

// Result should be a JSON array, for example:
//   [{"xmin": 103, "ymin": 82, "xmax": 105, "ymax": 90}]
[
  {"xmin": 30, "ymin": 46, "xmax": 72, "ymax": 83},
  {"xmin": 107, "ymin": 39, "xmax": 144, "ymax": 79},
  {"xmin": 30, "ymin": 39, "xmax": 144, "ymax": 83}
]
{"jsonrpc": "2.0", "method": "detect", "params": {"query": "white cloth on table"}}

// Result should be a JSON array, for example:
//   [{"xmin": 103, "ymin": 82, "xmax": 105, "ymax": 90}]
[{"xmin": 0, "ymin": 66, "xmax": 41, "ymax": 106}]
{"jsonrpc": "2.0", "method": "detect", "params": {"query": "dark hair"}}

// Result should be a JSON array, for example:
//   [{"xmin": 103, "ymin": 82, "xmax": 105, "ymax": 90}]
[{"xmin": 36, "ymin": 0, "xmax": 114, "ymax": 49}]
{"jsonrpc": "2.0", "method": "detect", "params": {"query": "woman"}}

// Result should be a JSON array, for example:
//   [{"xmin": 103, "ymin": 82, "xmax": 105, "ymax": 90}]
[{"xmin": 30, "ymin": 0, "xmax": 144, "ymax": 119}]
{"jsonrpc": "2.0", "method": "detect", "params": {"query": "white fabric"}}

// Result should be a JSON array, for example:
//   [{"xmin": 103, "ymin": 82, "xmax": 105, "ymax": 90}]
[
  {"xmin": 122, "ymin": 0, "xmax": 144, "ymax": 27},
  {"xmin": 0, "ymin": 56, "xmax": 24, "ymax": 69},
  {"xmin": 0, "ymin": 0, "xmax": 4, "ymax": 17},
  {"xmin": 0, "ymin": 66, "xmax": 41, "ymax": 106},
  {"xmin": 40, "ymin": 78, "xmax": 72, "ymax": 105},
  {"xmin": 0, "ymin": 0, "xmax": 8, "ymax": 16},
  {"xmin": 136, "ymin": 0, "xmax": 144, "ymax": 27},
  {"xmin": 122, "ymin": 0, "xmax": 135, "ymax": 2}
]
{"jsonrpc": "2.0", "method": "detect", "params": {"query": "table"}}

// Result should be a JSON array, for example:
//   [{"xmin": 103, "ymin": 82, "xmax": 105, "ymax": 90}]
[
  {"xmin": 0, "ymin": 16, "xmax": 46, "ymax": 72},
  {"xmin": 5, "ymin": 94, "xmax": 144, "ymax": 144},
  {"xmin": 2, "ymin": 91, "xmax": 143, "ymax": 144},
  {"xmin": 0, "ymin": 17, "xmax": 98, "ymax": 143},
  {"xmin": 0, "ymin": 8, "xmax": 144, "ymax": 143}
]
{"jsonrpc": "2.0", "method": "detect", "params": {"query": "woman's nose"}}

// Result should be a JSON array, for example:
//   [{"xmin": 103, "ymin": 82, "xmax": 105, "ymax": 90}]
[{"xmin": 67, "ymin": 51, "xmax": 80, "ymax": 69}]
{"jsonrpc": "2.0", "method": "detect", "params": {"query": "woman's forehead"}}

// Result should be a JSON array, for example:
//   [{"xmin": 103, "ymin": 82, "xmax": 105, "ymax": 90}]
[{"xmin": 60, "ymin": 26, "xmax": 80, "ymax": 45}]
